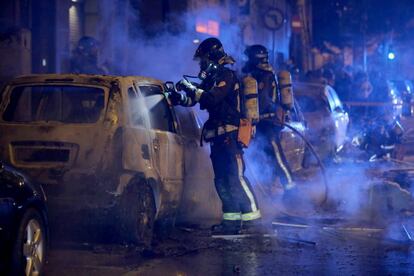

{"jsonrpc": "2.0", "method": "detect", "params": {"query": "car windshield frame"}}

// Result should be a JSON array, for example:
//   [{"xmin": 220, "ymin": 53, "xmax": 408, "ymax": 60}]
[{"xmin": 0, "ymin": 83, "xmax": 108, "ymax": 124}]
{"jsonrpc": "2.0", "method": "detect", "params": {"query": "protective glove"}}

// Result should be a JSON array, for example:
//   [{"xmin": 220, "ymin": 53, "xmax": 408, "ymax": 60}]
[
  {"xmin": 176, "ymin": 79, "xmax": 204, "ymax": 102},
  {"xmin": 168, "ymin": 91, "xmax": 184, "ymax": 106},
  {"xmin": 176, "ymin": 79, "xmax": 197, "ymax": 94}
]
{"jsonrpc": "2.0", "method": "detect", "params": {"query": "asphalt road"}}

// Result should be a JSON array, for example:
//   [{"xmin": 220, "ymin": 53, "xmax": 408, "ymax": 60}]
[
  {"xmin": 45, "ymin": 226, "xmax": 414, "ymax": 276},
  {"xmin": 44, "ymin": 159, "xmax": 414, "ymax": 276}
]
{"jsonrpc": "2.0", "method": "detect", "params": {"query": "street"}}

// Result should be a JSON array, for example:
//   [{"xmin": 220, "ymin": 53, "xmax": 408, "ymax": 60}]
[
  {"xmin": 44, "ymin": 160, "xmax": 414, "ymax": 275},
  {"xmin": 45, "ymin": 225, "xmax": 414, "ymax": 275}
]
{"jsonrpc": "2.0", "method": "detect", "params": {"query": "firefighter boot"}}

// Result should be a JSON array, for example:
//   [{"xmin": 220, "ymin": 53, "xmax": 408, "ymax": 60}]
[{"xmin": 211, "ymin": 220, "xmax": 242, "ymax": 235}]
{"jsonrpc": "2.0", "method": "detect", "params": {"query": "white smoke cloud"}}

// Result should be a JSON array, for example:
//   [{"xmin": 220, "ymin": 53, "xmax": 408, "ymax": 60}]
[{"xmin": 97, "ymin": 1, "xmax": 244, "ymax": 82}]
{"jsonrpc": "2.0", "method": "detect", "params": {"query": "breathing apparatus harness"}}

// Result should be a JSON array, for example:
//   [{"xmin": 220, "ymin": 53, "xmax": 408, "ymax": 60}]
[{"xmin": 242, "ymin": 54, "xmax": 328, "ymax": 204}]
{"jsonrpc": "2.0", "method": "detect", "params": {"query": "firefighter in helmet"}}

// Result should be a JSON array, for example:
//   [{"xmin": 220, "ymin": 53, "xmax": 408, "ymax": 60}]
[
  {"xmin": 170, "ymin": 37, "xmax": 262, "ymax": 235},
  {"xmin": 243, "ymin": 45, "xmax": 296, "ymax": 193},
  {"xmin": 70, "ymin": 36, "xmax": 108, "ymax": 75}
]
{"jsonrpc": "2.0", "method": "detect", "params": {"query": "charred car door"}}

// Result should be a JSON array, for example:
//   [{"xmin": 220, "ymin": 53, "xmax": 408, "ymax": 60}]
[
  {"xmin": 135, "ymin": 84, "xmax": 184, "ymax": 199},
  {"xmin": 173, "ymin": 106, "xmax": 221, "ymax": 223},
  {"xmin": 122, "ymin": 84, "xmax": 154, "ymax": 176}
]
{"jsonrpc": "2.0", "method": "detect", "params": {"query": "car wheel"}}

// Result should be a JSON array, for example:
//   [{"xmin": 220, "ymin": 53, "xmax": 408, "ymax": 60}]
[
  {"xmin": 119, "ymin": 180, "xmax": 156, "ymax": 247},
  {"xmin": 11, "ymin": 208, "xmax": 47, "ymax": 276}
]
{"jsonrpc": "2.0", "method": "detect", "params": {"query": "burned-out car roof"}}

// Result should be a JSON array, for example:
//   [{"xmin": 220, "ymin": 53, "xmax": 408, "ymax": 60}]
[{"xmin": 6, "ymin": 74, "xmax": 163, "ymax": 87}]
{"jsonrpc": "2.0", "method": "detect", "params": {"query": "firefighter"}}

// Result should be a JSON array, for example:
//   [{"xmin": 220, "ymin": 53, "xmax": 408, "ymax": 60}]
[
  {"xmin": 354, "ymin": 109, "xmax": 404, "ymax": 160},
  {"xmin": 70, "ymin": 36, "xmax": 108, "ymax": 75},
  {"xmin": 170, "ymin": 37, "xmax": 262, "ymax": 235},
  {"xmin": 243, "ymin": 45, "xmax": 296, "ymax": 192}
]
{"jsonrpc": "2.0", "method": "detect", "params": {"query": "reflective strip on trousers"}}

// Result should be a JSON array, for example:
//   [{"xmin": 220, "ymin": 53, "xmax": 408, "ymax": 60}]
[
  {"xmin": 223, "ymin": 212, "xmax": 241, "ymax": 220},
  {"xmin": 241, "ymin": 210, "xmax": 262, "ymax": 221},
  {"xmin": 235, "ymin": 155, "xmax": 258, "ymax": 212},
  {"xmin": 271, "ymin": 140, "xmax": 293, "ymax": 184}
]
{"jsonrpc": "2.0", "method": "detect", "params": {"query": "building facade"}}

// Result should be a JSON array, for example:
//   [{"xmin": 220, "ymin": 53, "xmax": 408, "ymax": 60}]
[{"xmin": 0, "ymin": 0, "xmax": 295, "ymax": 85}]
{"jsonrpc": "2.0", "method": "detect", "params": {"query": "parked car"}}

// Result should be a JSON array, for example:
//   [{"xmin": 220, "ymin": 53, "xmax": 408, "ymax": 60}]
[
  {"xmin": 295, "ymin": 82, "xmax": 349, "ymax": 161},
  {"xmin": 0, "ymin": 160, "xmax": 48, "ymax": 276}
]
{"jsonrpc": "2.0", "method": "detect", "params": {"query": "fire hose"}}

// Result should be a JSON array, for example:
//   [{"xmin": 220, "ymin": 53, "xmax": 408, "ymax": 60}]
[{"xmin": 280, "ymin": 122, "xmax": 329, "ymax": 205}]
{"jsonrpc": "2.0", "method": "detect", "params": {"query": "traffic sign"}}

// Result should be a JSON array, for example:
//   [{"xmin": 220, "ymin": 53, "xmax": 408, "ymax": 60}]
[{"xmin": 263, "ymin": 8, "xmax": 284, "ymax": 31}]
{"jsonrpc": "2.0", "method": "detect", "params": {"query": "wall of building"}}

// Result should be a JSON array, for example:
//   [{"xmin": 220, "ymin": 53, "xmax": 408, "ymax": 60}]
[
  {"xmin": 31, "ymin": 0, "xmax": 56, "ymax": 73},
  {"xmin": 0, "ymin": 0, "xmax": 32, "ymax": 86},
  {"xmin": 189, "ymin": 0, "xmax": 292, "ymax": 68},
  {"xmin": 0, "ymin": 0, "xmax": 294, "ymax": 82}
]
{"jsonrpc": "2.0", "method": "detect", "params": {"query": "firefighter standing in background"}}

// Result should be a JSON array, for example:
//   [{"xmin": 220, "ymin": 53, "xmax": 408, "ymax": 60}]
[
  {"xmin": 243, "ymin": 45, "xmax": 296, "ymax": 192},
  {"xmin": 169, "ymin": 38, "xmax": 262, "ymax": 235},
  {"xmin": 70, "ymin": 36, "xmax": 108, "ymax": 75}
]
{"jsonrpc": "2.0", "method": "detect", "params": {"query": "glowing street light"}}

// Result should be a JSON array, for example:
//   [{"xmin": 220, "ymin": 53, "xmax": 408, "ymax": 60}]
[{"xmin": 388, "ymin": 51, "xmax": 395, "ymax": 60}]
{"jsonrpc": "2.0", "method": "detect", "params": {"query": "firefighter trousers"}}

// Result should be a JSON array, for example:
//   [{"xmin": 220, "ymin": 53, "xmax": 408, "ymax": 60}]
[
  {"xmin": 256, "ymin": 121, "xmax": 293, "ymax": 188},
  {"xmin": 210, "ymin": 132, "xmax": 261, "ymax": 222}
]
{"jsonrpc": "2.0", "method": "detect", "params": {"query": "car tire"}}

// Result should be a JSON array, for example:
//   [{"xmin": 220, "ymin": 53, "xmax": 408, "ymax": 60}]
[
  {"xmin": 119, "ymin": 180, "xmax": 156, "ymax": 247},
  {"xmin": 11, "ymin": 208, "xmax": 47, "ymax": 276}
]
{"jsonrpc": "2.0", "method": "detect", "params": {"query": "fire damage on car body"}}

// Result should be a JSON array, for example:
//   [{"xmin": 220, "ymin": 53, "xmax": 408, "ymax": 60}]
[{"xmin": 0, "ymin": 74, "xmax": 198, "ymax": 245}]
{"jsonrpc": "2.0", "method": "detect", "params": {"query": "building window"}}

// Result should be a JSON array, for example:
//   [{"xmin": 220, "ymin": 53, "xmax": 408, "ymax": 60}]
[{"xmin": 69, "ymin": 3, "xmax": 83, "ymax": 51}]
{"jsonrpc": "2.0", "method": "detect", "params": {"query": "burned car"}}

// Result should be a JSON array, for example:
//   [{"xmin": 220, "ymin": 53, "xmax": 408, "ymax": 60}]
[
  {"xmin": 295, "ymin": 82, "xmax": 349, "ymax": 161},
  {"xmin": 0, "ymin": 74, "xmax": 198, "ymax": 244}
]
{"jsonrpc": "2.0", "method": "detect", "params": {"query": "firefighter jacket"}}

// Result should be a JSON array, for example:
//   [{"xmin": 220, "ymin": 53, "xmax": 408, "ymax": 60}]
[
  {"xmin": 180, "ymin": 66, "xmax": 242, "ymax": 136},
  {"xmin": 199, "ymin": 67, "xmax": 241, "ymax": 129}
]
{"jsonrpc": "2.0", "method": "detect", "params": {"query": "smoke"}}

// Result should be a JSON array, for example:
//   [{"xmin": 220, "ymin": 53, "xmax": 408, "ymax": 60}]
[
  {"xmin": 97, "ymin": 1, "xmax": 244, "ymax": 82},
  {"xmin": 245, "ymin": 123, "xmax": 414, "ymax": 230},
  {"xmin": 245, "ymin": 133, "xmax": 280, "ymax": 190},
  {"xmin": 95, "ymin": 1, "xmax": 414, "ymax": 238}
]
